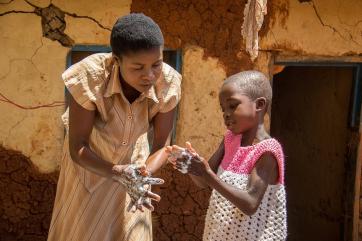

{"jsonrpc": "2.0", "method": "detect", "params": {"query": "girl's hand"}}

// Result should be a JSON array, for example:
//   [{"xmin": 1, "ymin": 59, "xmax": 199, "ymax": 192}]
[
  {"xmin": 166, "ymin": 142, "xmax": 211, "ymax": 177},
  {"xmin": 165, "ymin": 145, "xmax": 189, "ymax": 172},
  {"xmin": 112, "ymin": 164, "xmax": 164, "ymax": 212},
  {"xmin": 184, "ymin": 142, "xmax": 212, "ymax": 177}
]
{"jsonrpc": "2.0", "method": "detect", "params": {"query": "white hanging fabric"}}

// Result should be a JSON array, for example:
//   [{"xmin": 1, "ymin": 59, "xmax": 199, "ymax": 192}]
[{"xmin": 241, "ymin": 0, "xmax": 268, "ymax": 61}]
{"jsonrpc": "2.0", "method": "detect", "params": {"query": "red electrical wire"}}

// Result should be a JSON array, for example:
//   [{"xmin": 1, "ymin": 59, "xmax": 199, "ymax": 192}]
[{"xmin": 0, "ymin": 93, "xmax": 65, "ymax": 110}]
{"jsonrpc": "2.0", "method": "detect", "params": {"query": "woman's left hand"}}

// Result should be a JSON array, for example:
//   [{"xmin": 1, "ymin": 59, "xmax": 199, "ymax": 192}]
[{"xmin": 112, "ymin": 164, "xmax": 164, "ymax": 212}]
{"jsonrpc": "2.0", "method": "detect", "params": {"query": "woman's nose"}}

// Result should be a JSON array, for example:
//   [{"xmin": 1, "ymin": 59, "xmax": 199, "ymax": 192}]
[{"xmin": 143, "ymin": 68, "xmax": 155, "ymax": 80}]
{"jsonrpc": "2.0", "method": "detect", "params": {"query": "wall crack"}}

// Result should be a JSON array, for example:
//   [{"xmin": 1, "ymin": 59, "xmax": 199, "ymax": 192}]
[
  {"xmin": 1, "ymin": 1, "xmax": 110, "ymax": 47},
  {"xmin": 309, "ymin": 0, "xmax": 361, "ymax": 47}
]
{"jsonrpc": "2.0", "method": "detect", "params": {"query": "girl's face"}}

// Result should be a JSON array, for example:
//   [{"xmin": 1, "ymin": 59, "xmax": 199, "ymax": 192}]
[
  {"xmin": 219, "ymin": 83, "xmax": 259, "ymax": 134},
  {"xmin": 117, "ymin": 46, "xmax": 163, "ymax": 93}
]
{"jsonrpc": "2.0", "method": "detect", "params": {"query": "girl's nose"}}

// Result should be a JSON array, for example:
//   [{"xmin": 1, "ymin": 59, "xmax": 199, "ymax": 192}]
[{"xmin": 223, "ymin": 111, "xmax": 230, "ymax": 119}]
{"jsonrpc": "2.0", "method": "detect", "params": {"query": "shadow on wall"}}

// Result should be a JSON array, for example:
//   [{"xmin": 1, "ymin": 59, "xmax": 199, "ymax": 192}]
[{"xmin": 0, "ymin": 146, "xmax": 58, "ymax": 241}]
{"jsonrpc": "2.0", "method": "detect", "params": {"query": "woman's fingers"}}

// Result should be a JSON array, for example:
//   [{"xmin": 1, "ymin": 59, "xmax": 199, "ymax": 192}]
[
  {"xmin": 145, "ymin": 190, "xmax": 161, "ymax": 202},
  {"xmin": 185, "ymin": 142, "xmax": 197, "ymax": 155},
  {"xmin": 143, "ymin": 177, "xmax": 164, "ymax": 185},
  {"xmin": 142, "ymin": 198, "xmax": 155, "ymax": 211}
]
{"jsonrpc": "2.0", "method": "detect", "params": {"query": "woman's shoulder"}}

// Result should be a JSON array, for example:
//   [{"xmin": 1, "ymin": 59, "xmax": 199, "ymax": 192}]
[
  {"xmin": 151, "ymin": 63, "xmax": 182, "ymax": 113},
  {"xmin": 62, "ymin": 53, "xmax": 112, "ymax": 85},
  {"xmin": 161, "ymin": 62, "xmax": 182, "ymax": 85}
]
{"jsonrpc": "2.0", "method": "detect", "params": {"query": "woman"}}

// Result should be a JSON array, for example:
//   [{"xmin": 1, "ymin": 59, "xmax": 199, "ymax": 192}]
[{"xmin": 48, "ymin": 13, "xmax": 181, "ymax": 241}]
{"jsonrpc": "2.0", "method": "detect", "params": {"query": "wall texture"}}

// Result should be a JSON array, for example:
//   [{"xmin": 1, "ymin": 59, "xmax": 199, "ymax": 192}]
[{"xmin": 0, "ymin": 0, "xmax": 362, "ymax": 240}]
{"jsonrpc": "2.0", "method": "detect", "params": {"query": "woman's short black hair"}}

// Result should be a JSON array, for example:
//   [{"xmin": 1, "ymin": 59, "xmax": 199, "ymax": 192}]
[{"xmin": 110, "ymin": 13, "xmax": 164, "ymax": 57}]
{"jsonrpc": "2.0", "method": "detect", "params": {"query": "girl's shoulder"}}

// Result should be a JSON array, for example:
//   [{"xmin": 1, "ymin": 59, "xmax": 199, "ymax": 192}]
[{"xmin": 223, "ymin": 133, "xmax": 285, "ymax": 184}]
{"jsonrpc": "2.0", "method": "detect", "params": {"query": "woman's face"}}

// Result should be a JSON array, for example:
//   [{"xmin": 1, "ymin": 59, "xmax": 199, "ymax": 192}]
[{"xmin": 117, "ymin": 46, "xmax": 163, "ymax": 93}]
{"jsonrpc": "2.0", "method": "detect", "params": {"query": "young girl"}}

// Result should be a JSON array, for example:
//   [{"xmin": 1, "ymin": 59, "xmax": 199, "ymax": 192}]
[{"xmin": 168, "ymin": 70, "xmax": 286, "ymax": 240}]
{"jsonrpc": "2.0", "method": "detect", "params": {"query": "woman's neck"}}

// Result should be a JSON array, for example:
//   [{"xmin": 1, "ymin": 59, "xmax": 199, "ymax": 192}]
[{"xmin": 120, "ymin": 77, "xmax": 140, "ymax": 104}]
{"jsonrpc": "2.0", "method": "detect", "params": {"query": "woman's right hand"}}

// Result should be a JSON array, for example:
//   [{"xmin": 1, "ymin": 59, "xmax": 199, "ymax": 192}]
[{"xmin": 112, "ymin": 164, "xmax": 164, "ymax": 212}]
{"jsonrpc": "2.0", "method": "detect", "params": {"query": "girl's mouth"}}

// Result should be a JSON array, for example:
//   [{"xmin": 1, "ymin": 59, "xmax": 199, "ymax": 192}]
[{"xmin": 225, "ymin": 121, "xmax": 234, "ymax": 127}]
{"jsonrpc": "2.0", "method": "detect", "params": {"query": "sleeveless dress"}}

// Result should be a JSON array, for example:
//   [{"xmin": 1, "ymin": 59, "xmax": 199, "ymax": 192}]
[{"xmin": 203, "ymin": 130, "xmax": 287, "ymax": 241}]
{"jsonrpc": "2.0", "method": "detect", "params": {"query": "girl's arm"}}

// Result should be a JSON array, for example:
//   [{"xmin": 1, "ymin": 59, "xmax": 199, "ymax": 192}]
[
  {"xmin": 191, "ymin": 153, "xmax": 278, "ymax": 215},
  {"xmin": 188, "ymin": 140, "xmax": 225, "ymax": 188},
  {"xmin": 145, "ymin": 108, "xmax": 177, "ymax": 174}
]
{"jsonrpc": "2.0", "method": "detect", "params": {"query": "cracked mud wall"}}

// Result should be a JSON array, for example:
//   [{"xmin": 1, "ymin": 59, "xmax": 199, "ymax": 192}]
[
  {"xmin": 0, "ymin": 0, "xmax": 131, "ymax": 239},
  {"xmin": 260, "ymin": 0, "xmax": 362, "ymax": 56},
  {"xmin": 0, "ymin": 146, "xmax": 58, "ymax": 241},
  {"xmin": 1, "ymin": 0, "xmax": 362, "ymax": 240}
]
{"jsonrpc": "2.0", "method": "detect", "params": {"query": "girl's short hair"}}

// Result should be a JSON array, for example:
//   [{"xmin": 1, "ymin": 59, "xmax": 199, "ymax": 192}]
[
  {"xmin": 224, "ymin": 70, "xmax": 272, "ymax": 104},
  {"xmin": 110, "ymin": 13, "xmax": 164, "ymax": 57}
]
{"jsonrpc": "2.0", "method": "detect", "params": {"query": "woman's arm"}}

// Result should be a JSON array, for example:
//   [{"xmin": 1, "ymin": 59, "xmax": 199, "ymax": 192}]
[
  {"xmin": 68, "ymin": 95, "xmax": 117, "ymax": 178},
  {"xmin": 145, "ymin": 108, "xmax": 176, "ymax": 174},
  {"xmin": 190, "ymin": 153, "xmax": 278, "ymax": 215}
]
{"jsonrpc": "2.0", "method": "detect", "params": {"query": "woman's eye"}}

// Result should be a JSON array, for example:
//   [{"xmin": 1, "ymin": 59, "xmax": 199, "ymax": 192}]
[
  {"xmin": 132, "ymin": 66, "xmax": 143, "ymax": 71},
  {"xmin": 152, "ymin": 63, "xmax": 161, "ymax": 69}
]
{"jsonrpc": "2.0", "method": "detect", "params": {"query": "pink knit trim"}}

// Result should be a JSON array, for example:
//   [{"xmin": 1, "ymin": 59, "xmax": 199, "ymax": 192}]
[{"xmin": 220, "ymin": 130, "xmax": 285, "ymax": 184}]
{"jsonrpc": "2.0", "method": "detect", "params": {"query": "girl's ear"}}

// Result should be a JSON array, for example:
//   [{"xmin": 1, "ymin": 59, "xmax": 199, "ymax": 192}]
[{"xmin": 255, "ymin": 97, "xmax": 267, "ymax": 112}]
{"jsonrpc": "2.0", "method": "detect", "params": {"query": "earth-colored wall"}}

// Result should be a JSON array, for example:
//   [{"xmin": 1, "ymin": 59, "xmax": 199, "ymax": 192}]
[
  {"xmin": 1, "ymin": 0, "xmax": 362, "ymax": 240},
  {"xmin": 260, "ymin": 0, "xmax": 362, "ymax": 56}
]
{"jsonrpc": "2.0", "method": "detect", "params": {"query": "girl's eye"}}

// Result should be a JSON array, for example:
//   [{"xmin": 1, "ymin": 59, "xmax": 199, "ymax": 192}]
[{"xmin": 230, "ymin": 104, "xmax": 238, "ymax": 109}]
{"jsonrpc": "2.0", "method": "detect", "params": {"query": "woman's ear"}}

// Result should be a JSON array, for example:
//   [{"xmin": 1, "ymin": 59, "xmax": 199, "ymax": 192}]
[
  {"xmin": 112, "ymin": 53, "xmax": 122, "ymax": 63},
  {"xmin": 255, "ymin": 97, "xmax": 267, "ymax": 112}
]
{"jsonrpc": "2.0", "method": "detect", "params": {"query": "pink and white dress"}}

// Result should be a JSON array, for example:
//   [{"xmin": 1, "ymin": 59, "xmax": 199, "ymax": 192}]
[{"xmin": 203, "ymin": 130, "xmax": 287, "ymax": 241}]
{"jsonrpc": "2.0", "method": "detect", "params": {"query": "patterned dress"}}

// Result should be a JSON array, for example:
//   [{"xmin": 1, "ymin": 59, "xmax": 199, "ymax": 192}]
[
  {"xmin": 203, "ymin": 130, "xmax": 287, "ymax": 241},
  {"xmin": 48, "ymin": 53, "xmax": 181, "ymax": 241}
]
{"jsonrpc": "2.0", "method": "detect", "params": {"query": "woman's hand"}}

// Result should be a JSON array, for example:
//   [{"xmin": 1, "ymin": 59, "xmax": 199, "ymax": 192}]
[
  {"xmin": 167, "ymin": 142, "xmax": 212, "ymax": 177},
  {"xmin": 112, "ymin": 164, "xmax": 164, "ymax": 212}
]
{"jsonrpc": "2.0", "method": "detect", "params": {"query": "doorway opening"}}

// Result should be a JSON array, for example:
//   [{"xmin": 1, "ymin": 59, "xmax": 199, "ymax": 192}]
[{"xmin": 270, "ymin": 63, "xmax": 361, "ymax": 241}]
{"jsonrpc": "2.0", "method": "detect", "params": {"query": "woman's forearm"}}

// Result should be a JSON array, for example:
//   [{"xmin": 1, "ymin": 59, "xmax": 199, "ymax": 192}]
[
  {"xmin": 145, "ymin": 147, "xmax": 169, "ymax": 174},
  {"xmin": 70, "ymin": 143, "xmax": 115, "ymax": 179}
]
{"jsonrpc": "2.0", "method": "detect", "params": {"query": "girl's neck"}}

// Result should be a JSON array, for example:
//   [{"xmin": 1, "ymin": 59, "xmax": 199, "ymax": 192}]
[{"xmin": 240, "ymin": 123, "xmax": 270, "ymax": 147}]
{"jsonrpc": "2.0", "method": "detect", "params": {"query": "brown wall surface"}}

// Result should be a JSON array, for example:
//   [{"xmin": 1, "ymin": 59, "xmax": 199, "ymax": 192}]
[{"xmin": 0, "ymin": 0, "xmax": 362, "ymax": 240}]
